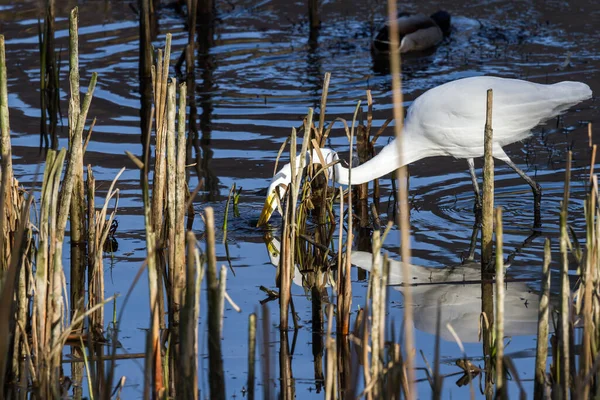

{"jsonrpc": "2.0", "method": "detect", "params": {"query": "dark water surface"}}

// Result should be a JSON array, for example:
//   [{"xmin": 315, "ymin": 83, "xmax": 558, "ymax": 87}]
[{"xmin": 2, "ymin": 0, "xmax": 599, "ymax": 398}]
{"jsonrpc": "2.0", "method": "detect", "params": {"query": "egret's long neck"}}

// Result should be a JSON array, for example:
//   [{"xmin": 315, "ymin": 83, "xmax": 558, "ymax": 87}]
[{"xmin": 332, "ymin": 128, "xmax": 431, "ymax": 185}]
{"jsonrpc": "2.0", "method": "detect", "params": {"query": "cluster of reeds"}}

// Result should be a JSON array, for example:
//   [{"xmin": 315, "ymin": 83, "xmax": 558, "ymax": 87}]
[
  {"xmin": 0, "ymin": 7, "xmax": 116, "ymax": 398},
  {"xmin": 0, "ymin": 8, "xmax": 211, "ymax": 399}
]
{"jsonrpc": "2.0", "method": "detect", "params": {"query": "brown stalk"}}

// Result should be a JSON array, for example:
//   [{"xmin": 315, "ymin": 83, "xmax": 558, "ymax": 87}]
[
  {"xmin": 534, "ymin": 239, "xmax": 551, "ymax": 399},
  {"xmin": 205, "ymin": 207, "xmax": 226, "ymax": 400},
  {"xmin": 386, "ymin": 0, "xmax": 415, "ymax": 395},
  {"xmin": 495, "ymin": 207, "xmax": 505, "ymax": 397},
  {"xmin": 559, "ymin": 151, "xmax": 572, "ymax": 398}
]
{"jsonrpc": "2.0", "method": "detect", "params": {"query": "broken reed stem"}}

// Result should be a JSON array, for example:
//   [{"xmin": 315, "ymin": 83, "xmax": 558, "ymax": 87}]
[
  {"xmin": 179, "ymin": 231, "xmax": 201, "ymax": 400},
  {"xmin": 559, "ymin": 151, "xmax": 572, "ymax": 398},
  {"xmin": 325, "ymin": 304, "xmax": 336, "ymax": 400},
  {"xmin": 482, "ymin": 89, "xmax": 494, "ymax": 270},
  {"xmin": 175, "ymin": 82, "xmax": 187, "ymax": 295},
  {"xmin": 279, "ymin": 128, "xmax": 295, "ymax": 331},
  {"xmin": 260, "ymin": 304, "xmax": 272, "ymax": 400},
  {"xmin": 247, "ymin": 313, "xmax": 257, "ymax": 400},
  {"xmin": 339, "ymin": 104, "xmax": 358, "ymax": 336},
  {"xmin": 534, "ymin": 238, "xmax": 551, "ymax": 400},
  {"xmin": 580, "ymin": 172, "xmax": 596, "ymax": 399},
  {"xmin": 164, "ymin": 77, "xmax": 179, "ymax": 396},
  {"xmin": 205, "ymin": 207, "xmax": 226, "ymax": 400},
  {"xmin": 68, "ymin": 8, "xmax": 87, "ymax": 366},
  {"xmin": 495, "ymin": 207, "xmax": 505, "ymax": 396},
  {"xmin": 0, "ymin": 34, "xmax": 14, "ymax": 275},
  {"xmin": 370, "ymin": 228, "xmax": 382, "ymax": 397},
  {"xmin": 140, "ymin": 100, "xmax": 163, "ymax": 397},
  {"xmin": 222, "ymin": 183, "xmax": 235, "ymax": 244},
  {"xmin": 387, "ymin": 0, "xmax": 415, "ymax": 395},
  {"xmin": 151, "ymin": 34, "xmax": 172, "ymax": 241},
  {"xmin": 0, "ymin": 35, "xmax": 15, "ymax": 385},
  {"xmin": 318, "ymin": 72, "xmax": 331, "ymax": 145}
]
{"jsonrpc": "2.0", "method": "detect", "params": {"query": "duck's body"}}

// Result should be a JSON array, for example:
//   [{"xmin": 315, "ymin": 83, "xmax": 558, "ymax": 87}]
[
  {"xmin": 372, "ymin": 10, "xmax": 451, "ymax": 54},
  {"xmin": 258, "ymin": 76, "xmax": 592, "ymax": 226}
]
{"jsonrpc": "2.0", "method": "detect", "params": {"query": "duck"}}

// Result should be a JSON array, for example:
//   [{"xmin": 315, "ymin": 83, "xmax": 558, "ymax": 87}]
[{"xmin": 372, "ymin": 10, "xmax": 452, "ymax": 54}]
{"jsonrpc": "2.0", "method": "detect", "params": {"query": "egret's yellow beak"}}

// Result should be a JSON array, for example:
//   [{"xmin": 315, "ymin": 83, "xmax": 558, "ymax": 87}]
[
  {"xmin": 265, "ymin": 234, "xmax": 280, "ymax": 258},
  {"xmin": 257, "ymin": 192, "xmax": 277, "ymax": 227}
]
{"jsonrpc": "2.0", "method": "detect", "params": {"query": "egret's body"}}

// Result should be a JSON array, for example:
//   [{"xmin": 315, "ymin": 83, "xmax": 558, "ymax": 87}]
[{"xmin": 258, "ymin": 76, "xmax": 592, "ymax": 225}]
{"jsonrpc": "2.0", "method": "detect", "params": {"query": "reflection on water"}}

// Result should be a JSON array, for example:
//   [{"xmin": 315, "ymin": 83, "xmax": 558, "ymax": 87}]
[
  {"xmin": 351, "ymin": 251, "xmax": 547, "ymax": 343},
  {"xmin": 265, "ymin": 233, "xmax": 551, "ymax": 344}
]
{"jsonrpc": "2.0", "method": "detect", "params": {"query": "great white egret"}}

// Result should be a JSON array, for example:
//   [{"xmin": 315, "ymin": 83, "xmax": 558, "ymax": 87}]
[
  {"xmin": 257, "ymin": 76, "xmax": 592, "ymax": 226},
  {"xmin": 372, "ymin": 10, "xmax": 451, "ymax": 54}
]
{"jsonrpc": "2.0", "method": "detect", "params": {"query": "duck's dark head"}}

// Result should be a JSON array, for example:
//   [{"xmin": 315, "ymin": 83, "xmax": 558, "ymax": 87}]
[{"xmin": 430, "ymin": 10, "xmax": 451, "ymax": 37}]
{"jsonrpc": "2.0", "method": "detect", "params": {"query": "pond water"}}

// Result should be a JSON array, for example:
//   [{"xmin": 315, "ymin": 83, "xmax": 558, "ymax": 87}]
[{"xmin": 2, "ymin": 0, "xmax": 599, "ymax": 398}]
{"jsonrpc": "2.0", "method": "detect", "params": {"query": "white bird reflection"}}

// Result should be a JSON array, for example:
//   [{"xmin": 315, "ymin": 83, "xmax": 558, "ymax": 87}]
[
  {"xmin": 350, "ymin": 251, "xmax": 545, "ymax": 343},
  {"xmin": 265, "ymin": 235, "xmax": 549, "ymax": 343}
]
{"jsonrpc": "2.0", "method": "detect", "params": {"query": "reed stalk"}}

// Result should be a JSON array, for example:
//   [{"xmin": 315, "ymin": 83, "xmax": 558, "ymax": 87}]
[
  {"xmin": 178, "ymin": 231, "xmax": 201, "ymax": 399},
  {"xmin": 317, "ymin": 72, "xmax": 330, "ymax": 145},
  {"xmin": 495, "ymin": 207, "xmax": 505, "ymax": 397},
  {"xmin": 34, "ymin": 148, "xmax": 66, "ymax": 396},
  {"xmin": 0, "ymin": 34, "xmax": 14, "ymax": 276},
  {"xmin": 558, "ymin": 151, "xmax": 572, "ymax": 398},
  {"xmin": 325, "ymin": 304, "xmax": 336, "ymax": 400},
  {"xmin": 260, "ymin": 304, "xmax": 272, "ymax": 400},
  {"xmin": 338, "ymin": 103, "xmax": 357, "ymax": 337},
  {"xmin": 67, "ymin": 10, "xmax": 89, "ymax": 398},
  {"xmin": 369, "ymin": 228, "xmax": 382, "ymax": 398},
  {"xmin": 534, "ymin": 238, "xmax": 551, "ymax": 399},
  {"xmin": 386, "ymin": 0, "xmax": 415, "ymax": 395},
  {"xmin": 205, "ymin": 207, "xmax": 225, "ymax": 400},
  {"xmin": 141, "ymin": 133, "xmax": 164, "ymax": 399},
  {"xmin": 175, "ymin": 82, "xmax": 187, "ymax": 289},
  {"xmin": 279, "ymin": 128, "xmax": 295, "ymax": 331},
  {"xmin": 579, "ymin": 164, "xmax": 596, "ymax": 398},
  {"xmin": 222, "ymin": 183, "xmax": 235, "ymax": 244},
  {"xmin": 481, "ymin": 89, "xmax": 494, "ymax": 270},
  {"xmin": 151, "ymin": 37, "xmax": 172, "ymax": 331},
  {"xmin": 480, "ymin": 88, "xmax": 496, "ymax": 397},
  {"xmin": 248, "ymin": 313, "xmax": 257, "ymax": 400},
  {"xmin": 308, "ymin": 0, "xmax": 320, "ymax": 31}
]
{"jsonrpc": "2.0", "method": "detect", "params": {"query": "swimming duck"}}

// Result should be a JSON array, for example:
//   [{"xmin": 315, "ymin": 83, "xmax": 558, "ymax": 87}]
[{"xmin": 372, "ymin": 10, "xmax": 451, "ymax": 54}]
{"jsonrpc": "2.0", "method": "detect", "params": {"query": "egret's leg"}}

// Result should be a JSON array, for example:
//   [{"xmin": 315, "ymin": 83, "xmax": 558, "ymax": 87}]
[
  {"xmin": 467, "ymin": 158, "xmax": 482, "ymax": 211},
  {"xmin": 501, "ymin": 157, "xmax": 542, "ymax": 228}
]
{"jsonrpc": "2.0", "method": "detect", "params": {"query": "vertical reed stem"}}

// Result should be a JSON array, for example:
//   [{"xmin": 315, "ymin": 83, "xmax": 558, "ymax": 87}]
[
  {"xmin": 495, "ymin": 207, "xmax": 505, "ymax": 397},
  {"xmin": 482, "ymin": 89, "xmax": 494, "ymax": 270},
  {"xmin": 559, "ymin": 152, "xmax": 572, "ymax": 398},
  {"xmin": 205, "ymin": 207, "xmax": 225, "ymax": 400},
  {"xmin": 0, "ymin": 34, "xmax": 13, "ymax": 276},
  {"xmin": 248, "ymin": 313, "xmax": 257, "ymax": 400},
  {"xmin": 481, "ymin": 88, "xmax": 495, "ymax": 397},
  {"xmin": 534, "ymin": 238, "xmax": 551, "ymax": 400},
  {"xmin": 387, "ymin": 0, "xmax": 414, "ymax": 395}
]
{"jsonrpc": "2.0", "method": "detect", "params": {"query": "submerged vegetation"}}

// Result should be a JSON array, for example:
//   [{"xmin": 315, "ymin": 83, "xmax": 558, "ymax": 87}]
[{"xmin": 0, "ymin": 1, "xmax": 598, "ymax": 399}]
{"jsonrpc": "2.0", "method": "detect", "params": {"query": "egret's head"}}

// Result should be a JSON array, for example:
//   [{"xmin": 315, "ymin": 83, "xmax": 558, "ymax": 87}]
[{"xmin": 257, "ymin": 163, "xmax": 292, "ymax": 226}]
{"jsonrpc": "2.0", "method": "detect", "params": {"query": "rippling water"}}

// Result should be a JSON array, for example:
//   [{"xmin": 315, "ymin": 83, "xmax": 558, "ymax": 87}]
[{"xmin": 3, "ymin": 0, "xmax": 599, "ymax": 397}]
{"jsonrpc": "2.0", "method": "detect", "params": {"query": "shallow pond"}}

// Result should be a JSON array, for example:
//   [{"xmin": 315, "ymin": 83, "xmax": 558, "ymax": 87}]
[{"xmin": 3, "ymin": 0, "xmax": 599, "ymax": 398}]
